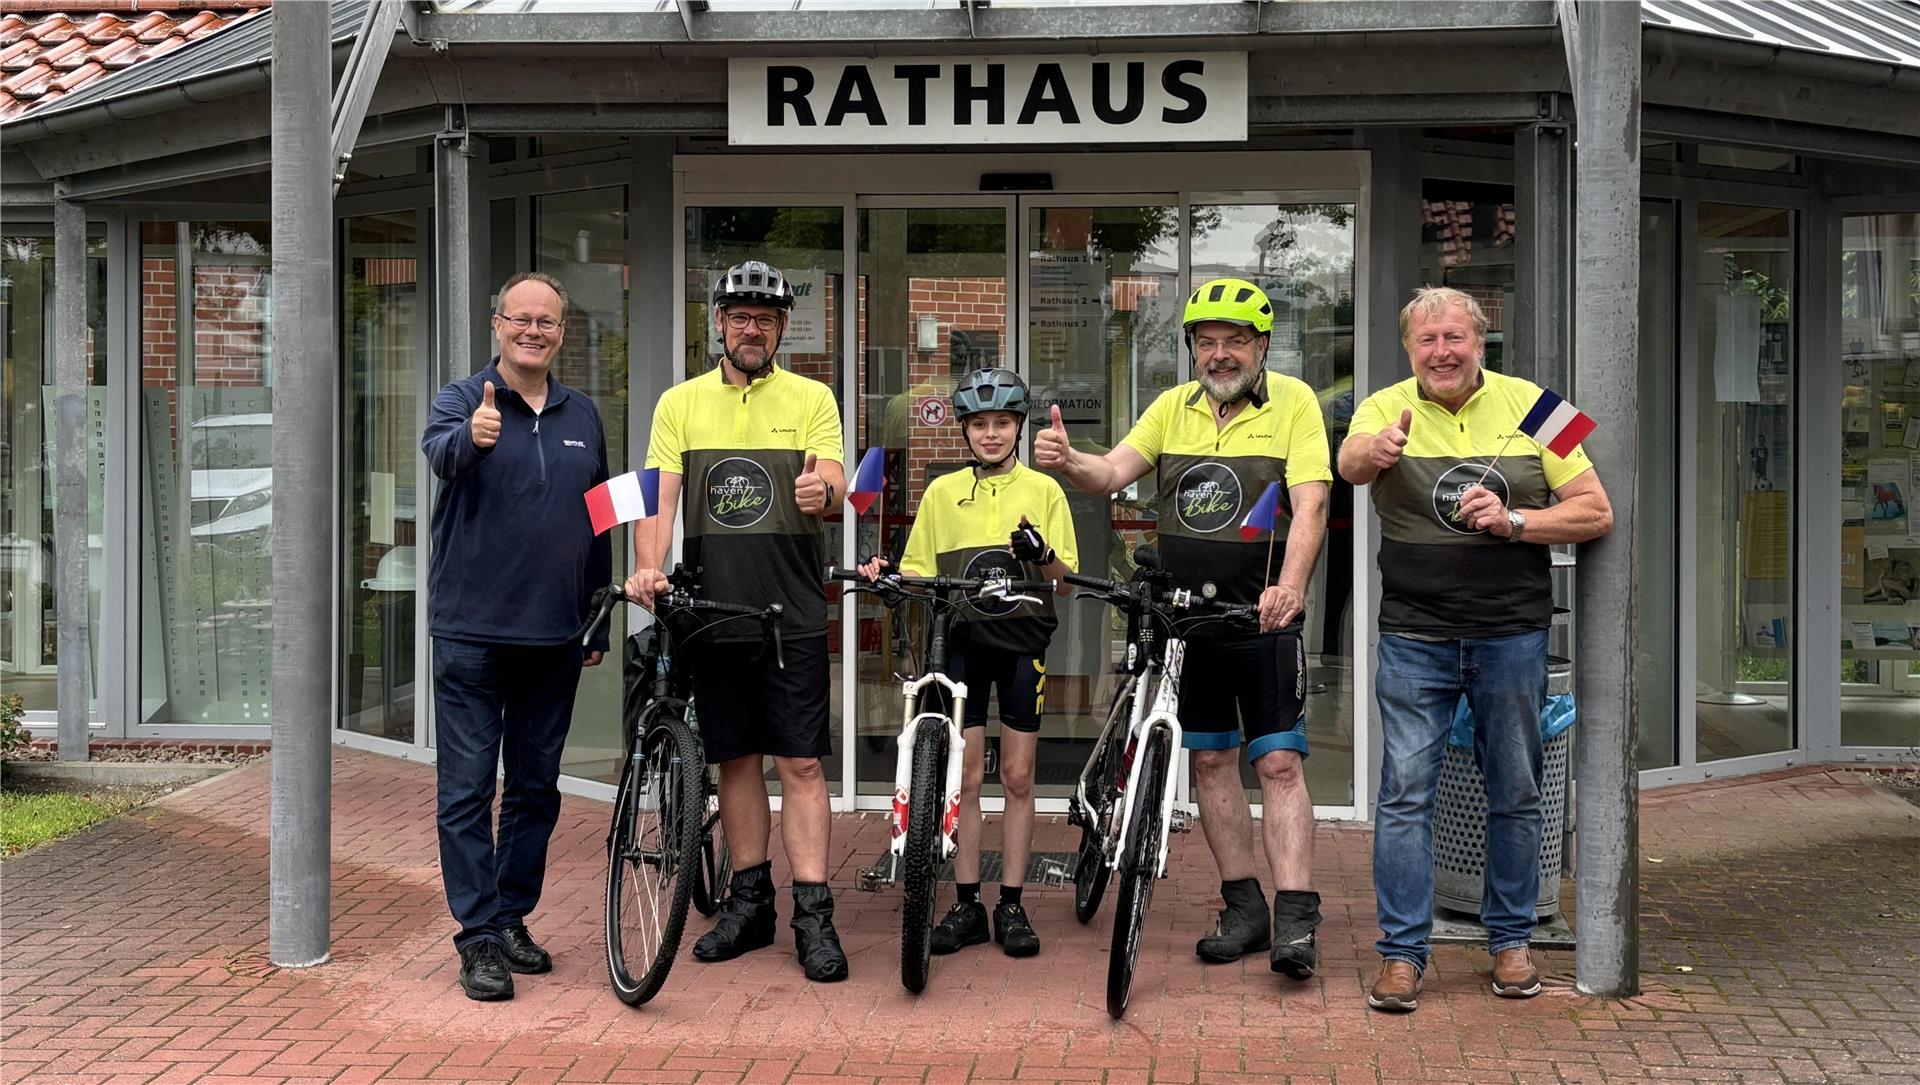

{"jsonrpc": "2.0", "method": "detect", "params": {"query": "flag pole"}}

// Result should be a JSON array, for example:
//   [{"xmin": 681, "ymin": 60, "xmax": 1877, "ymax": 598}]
[{"xmin": 1473, "ymin": 431, "xmax": 1519, "ymax": 488}]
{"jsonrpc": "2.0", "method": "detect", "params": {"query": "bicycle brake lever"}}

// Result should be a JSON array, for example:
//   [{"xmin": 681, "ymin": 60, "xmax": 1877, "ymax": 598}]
[{"xmin": 768, "ymin": 605, "xmax": 786, "ymax": 670}]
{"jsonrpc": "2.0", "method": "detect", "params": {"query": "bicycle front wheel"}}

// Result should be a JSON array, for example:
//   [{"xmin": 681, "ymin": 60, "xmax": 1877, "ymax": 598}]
[
  {"xmin": 1073, "ymin": 682, "xmax": 1133, "ymax": 924},
  {"xmin": 692, "ymin": 768, "xmax": 731, "ymax": 917},
  {"xmin": 605, "ymin": 710, "xmax": 703, "ymax": 1006},
  {"xmin": 1106, "ymin": 726, "xmax": 1171, "ymax": 1020},
  {"xmin": 899, "ymin": 720, "xmax": 948, "ymax": 994}
]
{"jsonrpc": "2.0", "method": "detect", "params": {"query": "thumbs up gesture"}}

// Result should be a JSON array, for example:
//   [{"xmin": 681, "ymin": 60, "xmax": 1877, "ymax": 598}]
[
  {"xmin": 794, "ymin": 452, "xmax": 828, "ymax": 515},
  {"xmin": 1034, "ymin": 404, "xmax": 1072, "ymax": 471},
  {"xmin": 1368, "ymin": 407, "xmax": 1412, "ymax": 472},
  {"xmin": 471, "ymin": 381, "xmax": 502, "ymax": 449}
]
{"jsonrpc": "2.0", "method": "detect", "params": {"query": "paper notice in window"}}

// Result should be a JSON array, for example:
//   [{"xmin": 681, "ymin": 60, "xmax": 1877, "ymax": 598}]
[
  {"xmin": 371, "ymin": 472, "xmax": 395, "ymax": 546},
  {"xmin": 1905, "ymin": 418, "xmax": 1920, "ymax": 449},
  {"xmin": 1851, "ymin": 622, "xmax": 1877, "ymax": 651}
]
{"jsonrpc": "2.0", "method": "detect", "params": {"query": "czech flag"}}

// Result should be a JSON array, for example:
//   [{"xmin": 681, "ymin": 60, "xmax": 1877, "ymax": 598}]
[
  {"xmin": 848, "ymin": 447, "xmax": 885, "ymax": 516},
  {"xmin": 1518, "ymin": 387, "xmax": 1597, "ymax": 458},
  {"xmin": 584, "ymin": 468, "xmax": 660, "ymax": 536},
  {"xmin": 1240, "ymin": 481, "xmax": 1283, "ymax": 542}
]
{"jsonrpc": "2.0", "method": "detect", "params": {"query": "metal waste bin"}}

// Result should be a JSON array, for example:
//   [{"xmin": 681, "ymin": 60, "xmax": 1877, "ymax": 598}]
[{"xmin": 1433, "ymin": 656, "xmax": 1573, "ymax": 917}]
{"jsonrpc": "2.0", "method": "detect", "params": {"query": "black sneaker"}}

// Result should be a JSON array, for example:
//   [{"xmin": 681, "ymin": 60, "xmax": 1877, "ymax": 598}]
[
  {"xmin": 500, "ymin": 925, "xmax": 552, "ymax": 975},
  {"xmin": 458, "ymin": 941, "xmax": 514, "ymax": 1001},
  {"xmin": 929, "ymin": 900, "xmax": 989, "ymax": 955},
  {"xmin": 992, "ymin": 900, "xmax": 1040, "ymax": 958},
  {"xmin": 1195, "ymin": 879, "xmax": 1270, "ymax": 963}
]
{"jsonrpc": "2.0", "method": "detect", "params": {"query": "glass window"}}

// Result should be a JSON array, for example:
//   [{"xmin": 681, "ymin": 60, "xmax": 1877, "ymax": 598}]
[
  {"xmin": 684, "ymin": 205, "xmax": 848, "ymax": 794},
  {"xmin": 534, "ymin": 187, "xmax": 632, "ymax": 783},
  {"xmin": 1190, "ymin": 202, "xmax": 1358, "ymax": 806},
  {"xmin": 1027, "ymin": 203, "xmax": 1182, "ymax": 799},
  {"xmin": 340, "ymin": 211, "xmax": 423, "ymax": 743},
  {"xmin": 1839, "ymin": 212, "xmax": 1920, "ymax": 750},
  {"xmin": 0, "ymin": 230, "xmax": 107, "ymax": 713},
  {"xmin": 1420, "ymin": 180, "xmax": 1516, "ymax": 373},
  {"xmin": 139, "ymin": 221, "xmax": 275, "ymax": 724},
  {"xmin": 1694, "ymin": 204, "xmax": 1794, "ymax": 761},
  {"xmin": 854, "ymin": 205, "xmax": 1010, "ymax": 797},
  {"xmin": 1637, "ymin": 200, "xmax": 1679, "ymax": 770}
]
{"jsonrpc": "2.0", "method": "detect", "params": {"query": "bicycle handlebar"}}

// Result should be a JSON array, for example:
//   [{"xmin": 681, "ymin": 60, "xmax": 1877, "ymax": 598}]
[
  {"xmin": 575, "ymin": 579, "xmax": 787, "ymax": 669},
  {"xmin": 827, "ymin": 567, "xmax": 1054, "ymax": 611},
  {"xmin": 1063, "ymin": 570, "xmax": 1259, "ymax": 630}
]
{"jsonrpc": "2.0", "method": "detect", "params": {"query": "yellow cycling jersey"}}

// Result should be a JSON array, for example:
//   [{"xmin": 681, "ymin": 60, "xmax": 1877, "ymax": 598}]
[
  {"xmin": 647, "ymin": 365, "xmax": 843, "ymax": 639},
  {"xmin": 898, "ymin": 461, "xmax": 1079, "ymax": 655},
  {"xmin": 1349, "ymin": 368, "xmax": 1594, "ymax": 636},
  {"xmin": 1120, "ymin": 372, "xmax": 1332, "ymax": 619}
]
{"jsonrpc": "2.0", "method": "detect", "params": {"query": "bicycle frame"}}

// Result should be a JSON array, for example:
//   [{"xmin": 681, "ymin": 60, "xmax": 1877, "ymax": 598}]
[{"xmin": 1082, "ymin": 634, "xmax": 1189, "ymax": 881}]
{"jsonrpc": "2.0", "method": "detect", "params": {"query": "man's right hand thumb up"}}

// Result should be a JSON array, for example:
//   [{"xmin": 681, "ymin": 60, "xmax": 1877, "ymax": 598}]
[
  {"xmin": 471, "ymin": 380, "xmax": 502, "ymax": 449},
  {"xmin": 1369, "ymin": 407, "xmax": 1412, "ymax": 472},
  {"xmin": 1034, "ymin": 403, "xmax": 1071, "ymax": 470}
]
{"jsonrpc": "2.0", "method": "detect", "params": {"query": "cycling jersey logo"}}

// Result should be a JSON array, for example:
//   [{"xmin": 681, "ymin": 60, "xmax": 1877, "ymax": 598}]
[
  {"xmin": 963, "ymin": 548, "xmax": 1021, "ymax": 617},
  {"xmin": 706, "ymin": 457, "xmax": 774, "ymax": 528},
  {"xmin": 1431, "ymin": 463, "xmax": 1511, "ymax": 536},
  {"xmin": 1174, "ymin": 462, "xmax": 1242, "ymax": 534}
]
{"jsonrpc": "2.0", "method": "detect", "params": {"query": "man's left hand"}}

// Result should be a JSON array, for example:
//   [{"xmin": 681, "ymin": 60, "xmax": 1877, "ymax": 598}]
[
  {"xmin": 1259, "ymin": 583, "xmax": 1304, "ymax": 633},
  {"xmin": 794, "ymin": 452, "xmax": 828, "ymax": 515},
  {"xmin": 583, "ymin": 651, "xmax": 604, "ymax": 667},
  {"xmin": 1459, "ymin": 485, "xmax": 1513, "ymax": 537}
]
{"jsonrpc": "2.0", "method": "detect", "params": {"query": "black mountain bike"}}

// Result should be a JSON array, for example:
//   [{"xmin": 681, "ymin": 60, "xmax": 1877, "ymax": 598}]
[{"xmin": 575, "ymin": 567, "xmax": 784, "ymax": 1007}]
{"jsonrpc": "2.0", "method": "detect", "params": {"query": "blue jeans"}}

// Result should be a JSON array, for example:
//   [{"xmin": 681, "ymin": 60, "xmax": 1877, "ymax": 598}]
[
  {"xmin": 1373, "ymin": 630, "xmax": 1547, "ymax": 970},
  {"xmin": 433, "ymin": 637, "xmax": 585, "ymax": 950}
]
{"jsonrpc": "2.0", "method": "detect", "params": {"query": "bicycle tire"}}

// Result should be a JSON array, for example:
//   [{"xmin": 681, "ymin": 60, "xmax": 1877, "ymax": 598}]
[
  {"xmin": 605, "ymin": 710, "xmax": 703, "ymax": 1006},
  {"xmin": 899, "ymin": 720, "xmax": 947, "ymax": 994},
  {"xmin": 1073, "ymin": 682, "xmax": 1134, "ymax": 924},
  {"xmin": 1106, "ymin": 726, "xmax": 1171, "ymax": 1020}
]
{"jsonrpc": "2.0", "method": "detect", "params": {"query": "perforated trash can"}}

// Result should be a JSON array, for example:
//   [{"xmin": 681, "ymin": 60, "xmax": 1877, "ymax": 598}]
[{"xmin": 1432, "ymin": 657, "xmax": 1573, "ymax": 917}]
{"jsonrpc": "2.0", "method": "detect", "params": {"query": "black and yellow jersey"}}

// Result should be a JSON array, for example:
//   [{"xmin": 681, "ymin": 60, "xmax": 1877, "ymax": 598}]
[
  {"xmin": 647, "ymin": 365, "xmax": 843, "ymax": 640},
  {"xmin": 898, "ymin": 461, "xmax": 1078, "ymax": 656},
  {"xmin": 1350, "ymin": 369, "xmax": 1594, "ymax": 637},
  {"xmin": 1120, "ymin": 372, "xmax": 1332, "ymax": 625}
]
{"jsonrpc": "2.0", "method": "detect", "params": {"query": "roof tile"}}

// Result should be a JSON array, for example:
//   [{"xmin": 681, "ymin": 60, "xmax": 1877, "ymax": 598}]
[{"xmin": 0, "ymin": 5, "xmax": 255, "ymax": 121}]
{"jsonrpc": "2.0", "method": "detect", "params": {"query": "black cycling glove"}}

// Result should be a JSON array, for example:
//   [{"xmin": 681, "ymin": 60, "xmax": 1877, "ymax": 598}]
[{"xmin": 1010, "ymin": 518, "xmax": 1055, "ymax": 567}]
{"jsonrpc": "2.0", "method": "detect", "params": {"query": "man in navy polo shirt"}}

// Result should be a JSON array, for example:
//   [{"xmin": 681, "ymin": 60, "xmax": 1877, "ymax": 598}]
[{"xmin": 420, "ymin": 271, "xmax": 611, "ymax": 1001}]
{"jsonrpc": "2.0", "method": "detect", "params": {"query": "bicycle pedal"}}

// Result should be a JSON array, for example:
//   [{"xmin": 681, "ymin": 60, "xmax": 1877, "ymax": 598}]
[
  {"xmin": 1168, "ymin": 809, "xmax": 1194, "ymax": 834},
  {"xmin": 1036, "ymin": 859, "xmax": 1071, "ymax": 888},
  {"xmin": 856, "ymin": 861, "xmax": 898, "ymax": 892}
]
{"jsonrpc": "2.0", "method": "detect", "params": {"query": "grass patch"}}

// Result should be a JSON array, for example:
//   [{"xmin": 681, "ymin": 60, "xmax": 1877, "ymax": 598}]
[{"xmin": 0, "ymin": 790, "xmax": 148, "ymax": 856}]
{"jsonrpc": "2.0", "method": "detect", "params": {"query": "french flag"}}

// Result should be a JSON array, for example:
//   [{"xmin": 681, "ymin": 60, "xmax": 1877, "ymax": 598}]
[
  {"xmin": 1240, "ymin": 481, "xmax": 1283, "ymax": 542},
  {"xmin": 1517, "ymin": 388, "xmax": 1597, "ymax": 459},
  {"xmin": 848, "ymin": 447, "xmax": 885, "ymax": 516},
  {"xmin": 584, "ymin": 468, "xmax": 660, "ymax": 536}
]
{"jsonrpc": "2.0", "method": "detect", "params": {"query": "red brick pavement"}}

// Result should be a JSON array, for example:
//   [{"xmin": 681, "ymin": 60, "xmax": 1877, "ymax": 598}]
[{"xmin": 3, "ymin": 749, "xmax": 1916, "ymax": 1084}]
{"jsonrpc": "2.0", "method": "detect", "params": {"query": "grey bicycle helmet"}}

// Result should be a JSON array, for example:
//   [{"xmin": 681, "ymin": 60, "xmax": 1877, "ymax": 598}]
[
  {"xmin": 711, "ymin": 260, "xmax": 796, "ymax": 311},
  {"xmin": 952, "ymin": 367, "xmax": 1029, "ymax": 421}
]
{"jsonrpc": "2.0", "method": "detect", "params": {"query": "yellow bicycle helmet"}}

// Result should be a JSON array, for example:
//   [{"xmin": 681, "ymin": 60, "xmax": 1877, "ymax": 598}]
[{"xmin": 1182, "ymin": 277, "xmax": 1275, "ymax": 336}]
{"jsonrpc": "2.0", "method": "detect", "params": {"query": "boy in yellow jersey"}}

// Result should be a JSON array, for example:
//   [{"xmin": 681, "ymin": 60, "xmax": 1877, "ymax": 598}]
[{"xmin": 860, "ymin": 367, "xmax": 1077, "ymax": 957}]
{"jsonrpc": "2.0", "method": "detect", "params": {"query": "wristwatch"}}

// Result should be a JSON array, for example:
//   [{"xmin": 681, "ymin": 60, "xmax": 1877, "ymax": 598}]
[{"xmin": 1506, "ymin": 509, "xmax": 1527, "ymax": 541}]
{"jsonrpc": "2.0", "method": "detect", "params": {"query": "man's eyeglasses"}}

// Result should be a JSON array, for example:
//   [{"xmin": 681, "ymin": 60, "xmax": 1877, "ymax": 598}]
[
  {"xmin": 725, "ymin": 313, "xmax": 782, "ymax": 332},
  {"xmin": 1193, "ymin": 335, "xmax": 1256, "ymax": 354},
  {"xmin": 498, "ymin": 314, "xmax": 562, "ymax": 334}
]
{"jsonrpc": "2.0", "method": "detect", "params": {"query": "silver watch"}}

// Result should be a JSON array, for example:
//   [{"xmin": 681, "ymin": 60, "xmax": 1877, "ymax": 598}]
[{"xmin": 1506, "ymin": 509, "xmax": 1527, "ymax": 541}]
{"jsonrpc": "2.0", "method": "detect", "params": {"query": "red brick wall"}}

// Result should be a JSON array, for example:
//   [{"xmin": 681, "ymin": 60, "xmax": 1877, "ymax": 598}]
[{"xmin": 141, "ymin": 258, "xmax": 270, "ymax": 392}]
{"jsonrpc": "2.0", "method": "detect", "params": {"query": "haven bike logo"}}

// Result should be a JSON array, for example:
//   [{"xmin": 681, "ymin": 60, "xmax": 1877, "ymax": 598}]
[
  {"xmin": 1174, "ymin": 462, "xmax": 1242, "ymax": 534},
  {"xmin": 1431, "ymin": 463, "xmax": 1510, "ymax": 536},
  {"xmin": 963, "ymin": 548, "xmax": 1022, "ymax": 617},
  {"xmin": 706, "ymin": 457, "xmax": 774, "ymax": 528}
]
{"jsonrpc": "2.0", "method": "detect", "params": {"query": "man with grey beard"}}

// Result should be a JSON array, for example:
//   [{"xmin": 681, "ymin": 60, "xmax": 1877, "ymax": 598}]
[{"xmin": 1035, "ymin": 277, "xmax": 1330, "ymax": 985}]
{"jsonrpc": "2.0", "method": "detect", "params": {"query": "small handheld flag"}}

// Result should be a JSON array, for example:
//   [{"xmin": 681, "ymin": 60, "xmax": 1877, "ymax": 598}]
[
  {"xmin": 1240, "ymin": 481, "xmax": 1283, "ymax": 542},
  {"xmin": 584, "ymin": 468, "xmax": 660, "ymax": 536},
  {"xmin": 1517, "ymin": 387, "xmax": 1597, "ymax": 459},
  {"xmin": 848, "ymin": 447, "xmax": 885, "ymax": 515}
]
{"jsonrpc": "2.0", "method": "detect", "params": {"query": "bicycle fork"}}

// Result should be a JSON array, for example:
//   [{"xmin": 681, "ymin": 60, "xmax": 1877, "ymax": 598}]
[{"xmin": 890, "ymin": 672, "xmax": 969, "ymax": 862}]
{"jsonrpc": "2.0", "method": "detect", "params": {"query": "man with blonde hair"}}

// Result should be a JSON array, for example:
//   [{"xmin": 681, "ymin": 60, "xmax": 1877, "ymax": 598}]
[{"xmin": 1339, "ymin": 286, "xmax": 1612, "ymax": 1013}]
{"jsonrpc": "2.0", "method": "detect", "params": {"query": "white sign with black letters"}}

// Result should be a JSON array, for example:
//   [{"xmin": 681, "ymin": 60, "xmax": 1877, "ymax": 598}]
[{"xmin": 729, "ymin": 53, "xmax": 1247, "ymax": 146}]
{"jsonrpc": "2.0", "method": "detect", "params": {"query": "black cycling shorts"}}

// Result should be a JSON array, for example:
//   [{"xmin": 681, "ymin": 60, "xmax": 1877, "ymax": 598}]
[
  {"xmin": 1178, "ymin": 631, "xmax": 1310, "ymax": 761},
  {"xmin": 925, "ymin": 644, "xmax": 1045, "ymax": 734},
  {"xmin": 689, "ymin": 634, "xmax": 832, "ymax": 764}
]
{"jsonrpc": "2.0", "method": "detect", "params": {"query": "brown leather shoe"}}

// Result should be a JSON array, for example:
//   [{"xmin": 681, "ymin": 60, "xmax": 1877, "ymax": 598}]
[
  {"xmin": 1491, "ymin": 946, "xmax": 1541, "ymax": 998},
  {"xmin": 1367, "ymin": 959, "xmax": 1422, "ymax": 1012}
]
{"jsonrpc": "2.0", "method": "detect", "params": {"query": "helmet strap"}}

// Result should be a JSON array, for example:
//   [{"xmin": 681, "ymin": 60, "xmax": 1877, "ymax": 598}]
[
  {"xmin": 964, "ymin": 420, "xmax": 1023, "ymax": 473},
  {"xmin": 718, "ymin": 308, "xmax": 784, "ymax": 381}
]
